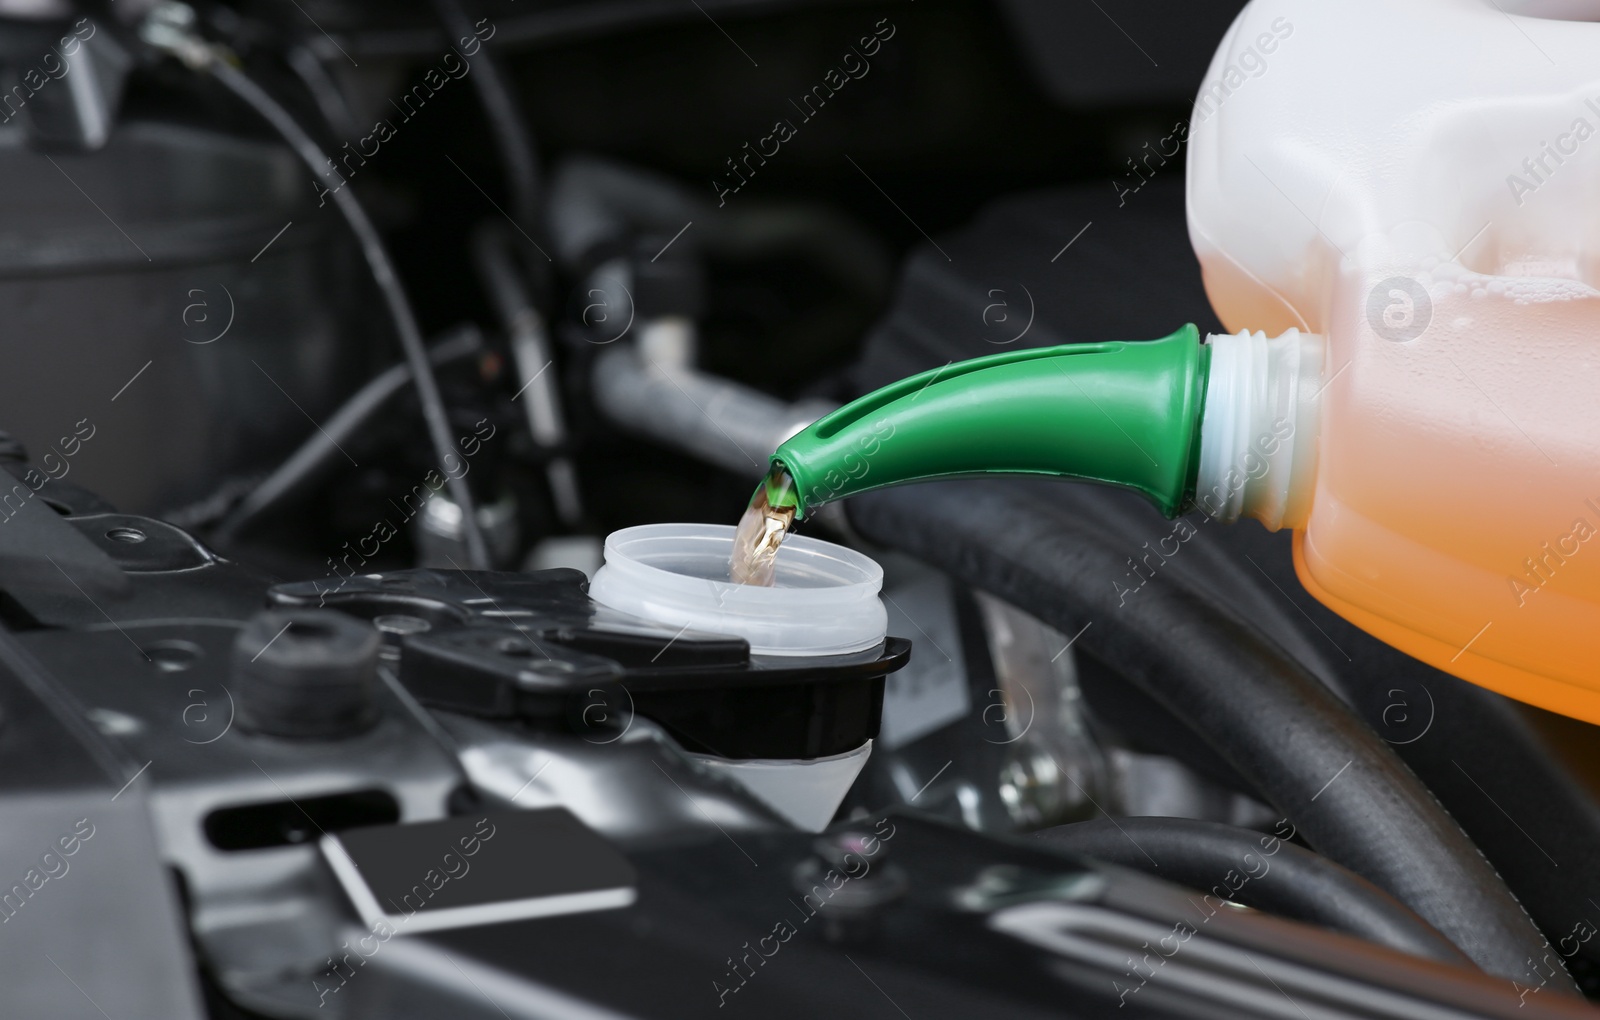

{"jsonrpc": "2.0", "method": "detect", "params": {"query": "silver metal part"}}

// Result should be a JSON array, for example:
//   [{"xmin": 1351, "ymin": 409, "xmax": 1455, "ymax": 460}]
[
  {"xmin": 592, "ymin": 339, "xmax": 836, "ymax": 479},
  {"xmin": 976, "ymin": 592, "xmax": 1106, "ymax": 828},
  {"xmin": 413, "ymin": 490, "xmax": 520, "ymax": 570},
  {"xmin": 472, "ymin": 225, "xmax": 584, "ymax": 528},
  {"xmin": 30, "ymin": 619, "xmax": 465, "ymax": 1018},
  {"xmin": 862, "ymin": 573, "xmax": 1276, "ymax": 836},
  {"xmin": 440, "ymin": 713, "xmax": 791, "ymax": 844}
]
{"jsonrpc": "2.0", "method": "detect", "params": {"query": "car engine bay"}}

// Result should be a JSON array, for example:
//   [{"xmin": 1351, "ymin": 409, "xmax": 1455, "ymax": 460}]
[{"xmin": 1, "ymin": 1, "xmax": 1599, "ymax": 1018}]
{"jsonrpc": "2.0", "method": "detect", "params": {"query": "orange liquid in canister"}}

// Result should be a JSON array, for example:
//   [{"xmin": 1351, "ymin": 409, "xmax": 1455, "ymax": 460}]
[{"xmin": 1201, "ymin": 252, "xmax": 1600, "ymax": 723}]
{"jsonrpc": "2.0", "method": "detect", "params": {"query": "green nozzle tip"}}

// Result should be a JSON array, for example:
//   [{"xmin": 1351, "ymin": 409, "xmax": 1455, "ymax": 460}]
[
  {"xmin": 757, "ymin": 465, "xmax": 799, "ymax": 511},
  {"xmin": 774, "ymin": 325, "xmax": 1209, "ymax": 519}
]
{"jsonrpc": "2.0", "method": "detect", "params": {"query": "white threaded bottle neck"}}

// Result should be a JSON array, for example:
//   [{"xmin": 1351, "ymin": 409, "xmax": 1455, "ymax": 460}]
[{"xmin": 1195, "ymin": 329, "xmax": 1325, "ymax": 530}]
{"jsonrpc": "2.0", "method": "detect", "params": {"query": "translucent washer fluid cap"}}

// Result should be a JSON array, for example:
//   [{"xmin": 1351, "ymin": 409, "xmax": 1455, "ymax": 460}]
[{"xmin": 588, "ymin": 524, "xmax": 888, "ymax": 657}]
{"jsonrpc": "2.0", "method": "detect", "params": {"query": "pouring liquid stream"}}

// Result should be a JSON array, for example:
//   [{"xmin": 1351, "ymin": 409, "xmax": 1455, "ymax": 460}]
[{"xmin": 730, "ymin": 467, "xmax": 798, "ymax": 586}]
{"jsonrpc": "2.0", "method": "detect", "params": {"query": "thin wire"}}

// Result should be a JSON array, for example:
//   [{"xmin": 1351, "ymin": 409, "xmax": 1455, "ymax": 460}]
[
  {"xmin": 286, "ymin": 44, "xmax": 359, "ymax": 140},
  {"xmin": 208, "ymin": 60, "xmax": 492, "ymax": 568},
  {"xmin": 216, "ymin": 328, "xmax": 483, "ymax": 541},
  {"xmin": 431, "ymin": 0, "xmax": 542, "ymax": 230}
]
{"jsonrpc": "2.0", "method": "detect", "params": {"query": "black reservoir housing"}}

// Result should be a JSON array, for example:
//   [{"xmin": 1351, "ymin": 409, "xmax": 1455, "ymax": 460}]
[{"xmin": 270, "ymin": 568, "xmax": 909, "ymax": 760}]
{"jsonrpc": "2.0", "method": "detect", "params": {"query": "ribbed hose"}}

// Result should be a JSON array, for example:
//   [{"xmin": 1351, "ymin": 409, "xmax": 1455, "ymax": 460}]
[
  {"xmin": 208, "ymin": 61, "xmax": 492, "ymax": 569},
  {"xmin": 847, "ymin": 480, "xmax": 1575, "ymax": 994},
  {"xmin": 1032, "ymin": 816, "xmax": 1473, "ymax": 969}
]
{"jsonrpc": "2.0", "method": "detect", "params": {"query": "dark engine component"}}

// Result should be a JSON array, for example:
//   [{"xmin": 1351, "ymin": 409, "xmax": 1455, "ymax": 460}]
[
  {"xmin": 270, "ymin": 566, "xmax": 908, "ymax": 760},
  {"xmin": 0, "ymin": 118, "xmax": 366, "ymax": 514},
  {"xmin": 0, "ymin": 496, "xmax": 1585, "ymax": 1019}
]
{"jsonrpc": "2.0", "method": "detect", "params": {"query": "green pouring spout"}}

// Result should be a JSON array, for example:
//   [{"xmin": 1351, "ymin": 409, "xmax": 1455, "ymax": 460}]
[{"xmin": 769, "ymin": 325, "xmax": 1211, "ymax": 519}]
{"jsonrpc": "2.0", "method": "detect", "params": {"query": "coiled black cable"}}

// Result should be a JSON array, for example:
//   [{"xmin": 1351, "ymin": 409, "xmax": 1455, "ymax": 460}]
[{"xmin": 207, "ymin": 60, "xmax": 492, "ymax": 569}]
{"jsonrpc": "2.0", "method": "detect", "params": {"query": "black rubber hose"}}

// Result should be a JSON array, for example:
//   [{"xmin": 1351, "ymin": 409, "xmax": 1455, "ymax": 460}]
[
  {"xmin": 208, "ymin": 60, "xmax": 492, "ymax": 569},
  {"xmin": 215, "ymin": 327, "xmax": 482, "ymax": 542},
  {"xmin": 431, "ymin": 0, "xmax": 542, "ymax": 231},
  {"xmin": 847, "ymin": 479, "xmax": 1576, "ymax": 994},
  {"xmin": 1032, "ymin": 816, "xmax": 1475, "ymax": 969}
]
